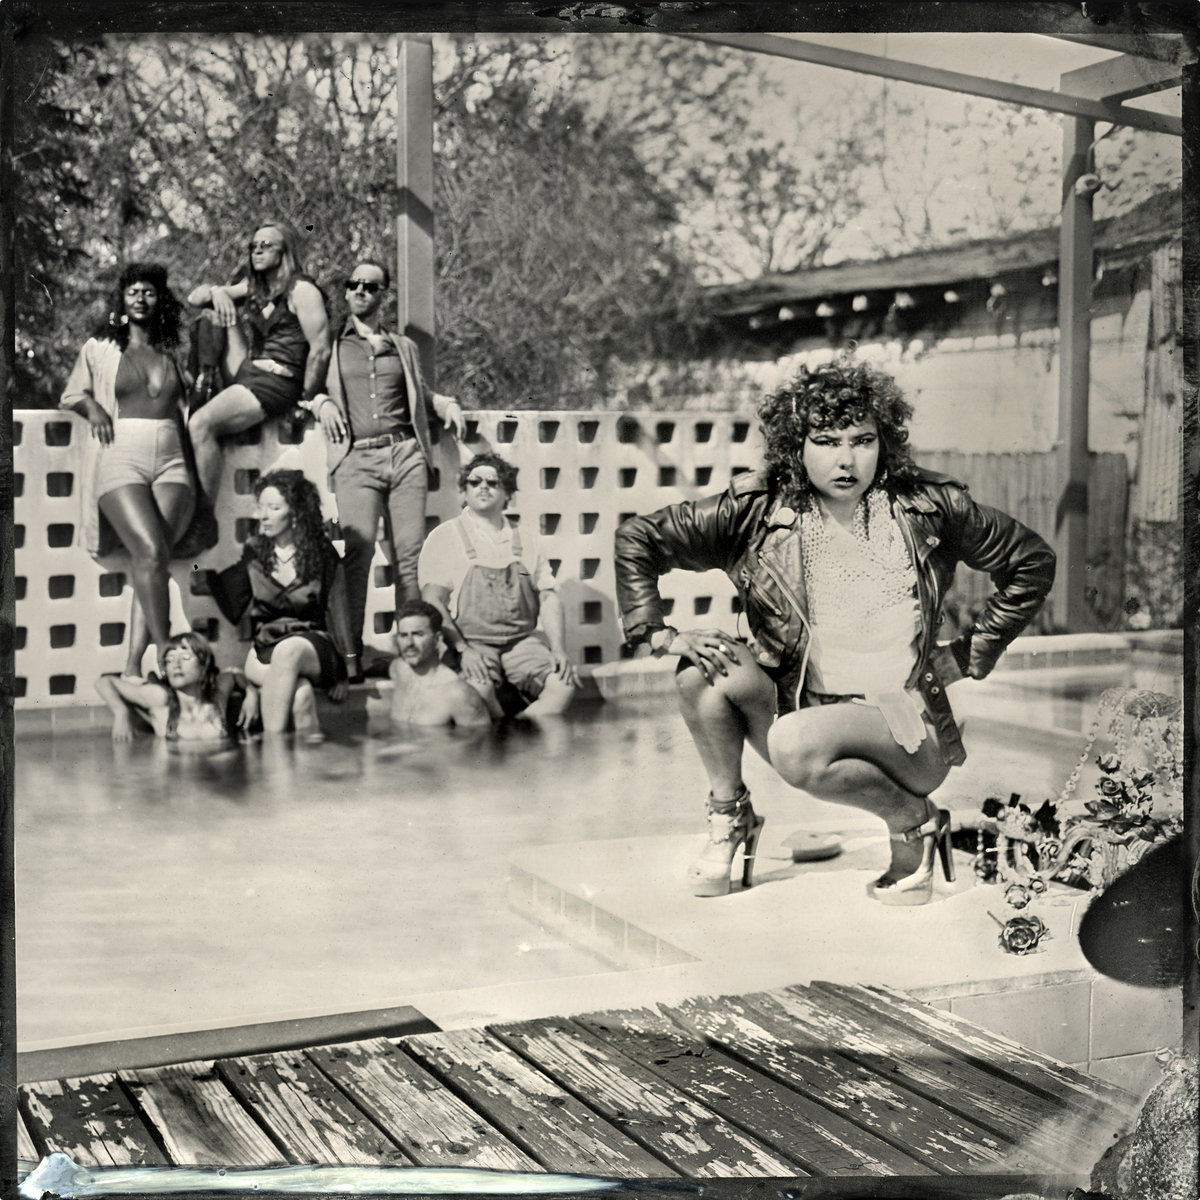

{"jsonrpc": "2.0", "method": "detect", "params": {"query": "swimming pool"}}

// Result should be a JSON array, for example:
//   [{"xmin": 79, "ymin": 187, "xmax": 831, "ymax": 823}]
[
  {"xmin": 15, "ymin": 645, "xmax": 1179, "ymax": 1051},
  {"xmin": 14, "ymin": 698, "xmax": 726, "ymax": 1048}
]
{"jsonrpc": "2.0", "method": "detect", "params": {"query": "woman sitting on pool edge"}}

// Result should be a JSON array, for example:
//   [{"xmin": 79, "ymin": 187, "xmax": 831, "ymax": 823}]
[
  {"xmin": 207, "ymin": 469, "xmax": 355, "ymax": 739},
  {"xmin": 96, "ymin": 631, "xmax": 243, "ymax": 743},
  {"xmin": 614, "ymin": 356, "xmax": 1055, "ymax": 905}
]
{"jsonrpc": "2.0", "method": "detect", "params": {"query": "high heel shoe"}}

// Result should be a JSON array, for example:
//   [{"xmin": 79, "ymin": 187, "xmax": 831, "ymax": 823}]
[
  {"xmin": 868, "ymin": 801, "xmax": 955, "ymax": 906},
  {"xmin": 687, "ymin": 787, "xmax": 765, "ymax": 898}
]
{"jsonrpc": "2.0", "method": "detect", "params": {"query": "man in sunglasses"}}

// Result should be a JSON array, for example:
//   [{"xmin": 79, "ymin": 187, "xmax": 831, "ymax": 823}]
[
  {"xmin": 419, "ymin": 452, "xmax": 579, "ymax": 719},
  {"xmin": 308, "ymin": 258, "xmax": 465, "ymax": 678}
]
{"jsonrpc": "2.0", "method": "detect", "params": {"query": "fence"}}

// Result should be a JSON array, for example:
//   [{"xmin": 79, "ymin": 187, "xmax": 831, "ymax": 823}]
[{"xmin": 11, "ymin": 408, "xmax": 1123, "ymax": 707}]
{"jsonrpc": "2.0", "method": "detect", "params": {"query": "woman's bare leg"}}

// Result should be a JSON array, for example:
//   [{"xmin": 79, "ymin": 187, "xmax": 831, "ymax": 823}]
[
  {"xmin": 768, "ymin": 703, "xmax": 950, "ymax": 877},
  {"xmin": 675, "ymin": 642, "xmax": 776, "ymax": 801},
  {"xmin": 100, "ymin": 486, "xmax": 181, "ymax": 660},
  {"xmin": 187, "ymin": 384, "xmax": 266, "ymax": 501},
  {"xmin": 246, "ymin": 637, "xmax": 323, "ymax": 734}
]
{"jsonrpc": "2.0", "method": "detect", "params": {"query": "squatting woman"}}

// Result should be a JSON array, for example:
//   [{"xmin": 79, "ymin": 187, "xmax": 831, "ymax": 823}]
[
  {"xmin": 208, "ymin": 469, "xmax": 355, "ymax": 737},
  {"xmin": 615, "ymin": 357, "xmax": 1055, "ymax": 906},
  {"xmin": 60, "ymin": 262, "xmax": 197, "ymax": 677}
]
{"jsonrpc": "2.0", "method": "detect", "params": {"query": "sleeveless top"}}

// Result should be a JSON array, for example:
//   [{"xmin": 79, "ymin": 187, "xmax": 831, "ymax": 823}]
[{"xmin": 245, "ymin": 274, "xmax": 320, "ymax": 372}]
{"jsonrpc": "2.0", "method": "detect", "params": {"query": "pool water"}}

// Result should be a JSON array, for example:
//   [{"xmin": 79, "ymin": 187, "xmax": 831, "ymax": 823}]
[{"xmin": 15, "ymin": 699, "xmax": 726, "ymax": 1048}]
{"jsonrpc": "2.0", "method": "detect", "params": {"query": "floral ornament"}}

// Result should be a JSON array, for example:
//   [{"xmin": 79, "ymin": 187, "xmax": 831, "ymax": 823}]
[
  {"xmin": 1004, "ymin": 882, "xmax": 1032, "ymax": 910},
  {"xmin": 991, "ymin": 912, "xmax": 1051, "ymax": 955}
]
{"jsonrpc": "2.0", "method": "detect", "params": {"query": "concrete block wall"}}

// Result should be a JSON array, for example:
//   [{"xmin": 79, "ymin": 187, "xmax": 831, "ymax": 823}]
[{"xmin": 12, "ymin": 407, "xmax": 764, "ymax": 707}]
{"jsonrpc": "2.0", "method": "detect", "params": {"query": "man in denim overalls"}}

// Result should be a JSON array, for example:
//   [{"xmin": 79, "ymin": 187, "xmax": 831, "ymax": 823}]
[{"xmin": 419, "ymin": 452, "xmax": 578, "ymax": 718}]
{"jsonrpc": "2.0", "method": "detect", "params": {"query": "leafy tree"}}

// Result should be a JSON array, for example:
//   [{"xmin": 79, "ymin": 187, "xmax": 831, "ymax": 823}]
[
  {"xmin": 7, "ymin": 37, "xmax": 97, "ymax": 406},
  {"xmin": 10, "ymin": 31, "xmax": 702, "ymax": 409}
]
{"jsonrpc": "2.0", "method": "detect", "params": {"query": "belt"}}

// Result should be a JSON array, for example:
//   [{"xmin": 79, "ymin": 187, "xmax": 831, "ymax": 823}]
[
  {"xmin": 250, "ymin": 358, "xmax": 298, "ymax": 378},
  {"xmin": 352, "ymin": 430, "xmax": 411, "ymax": 450}
]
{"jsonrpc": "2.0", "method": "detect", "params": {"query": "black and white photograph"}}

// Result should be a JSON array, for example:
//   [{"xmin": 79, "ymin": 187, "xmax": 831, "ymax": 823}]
[{"xmin": 4, "ymin": 3, "xmax": 1194, "ymax": 1198}]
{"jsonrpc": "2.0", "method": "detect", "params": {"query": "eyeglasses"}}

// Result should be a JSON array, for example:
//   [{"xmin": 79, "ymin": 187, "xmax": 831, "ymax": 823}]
[
  {"xmin": 249, "ymin": 240, "xmax": 283, "ymax": 252},
  {"xmin": 465, "ymin": 476, "xmax": 501, "ymax": 489},
  {"xmin": 344, "ymin": 278, "xmax": 383, "ymax": 294}
]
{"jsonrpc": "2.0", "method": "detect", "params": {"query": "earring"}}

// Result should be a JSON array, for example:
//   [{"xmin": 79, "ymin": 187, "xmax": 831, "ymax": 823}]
[{"xmin": 109, "ymin": 312, "xmax": 129, "ymax": 327}]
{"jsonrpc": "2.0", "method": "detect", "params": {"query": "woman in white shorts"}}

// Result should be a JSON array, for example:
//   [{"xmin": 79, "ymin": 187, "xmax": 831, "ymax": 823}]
[{"xmin": 60, "ymin": 263, "xmax": 197, "ymax": 676}]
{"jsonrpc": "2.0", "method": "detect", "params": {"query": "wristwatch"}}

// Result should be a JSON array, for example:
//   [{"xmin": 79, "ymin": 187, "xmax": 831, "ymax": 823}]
[{"xmin": 648, "ymin": 626, "xmax": 678, "ymax": 656}]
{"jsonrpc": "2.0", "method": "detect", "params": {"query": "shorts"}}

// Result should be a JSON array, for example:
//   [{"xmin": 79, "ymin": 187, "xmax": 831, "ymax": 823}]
[
  {"xmin": 97, "ymin": 418, "xmax": 191, "ymax": 497},
  {"xmin": 473, "ymin": 632, "xmax": 555, "ymax": 707},
  {"xmin": 235, "ymin": 359, "xmax": 303, "ymax": 418}
]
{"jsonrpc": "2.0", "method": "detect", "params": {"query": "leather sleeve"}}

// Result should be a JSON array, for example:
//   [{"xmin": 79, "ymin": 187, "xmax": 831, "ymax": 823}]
[
  {"xmin": 614, "ymin": 484, "xmax": 763, "ymax": 644},
  {"xmin": 942, "ymin": 486, "xmax": 1056, "ymax": 678}
]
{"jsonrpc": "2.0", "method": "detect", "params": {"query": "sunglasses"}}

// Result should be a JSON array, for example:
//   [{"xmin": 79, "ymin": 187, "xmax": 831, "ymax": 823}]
[
  {"xmin": 344, "ymin": 278, "xmax": 383, "ymax": 294},
  {"xmin": 249, "ymin": 240, "xmax": 283, "ymax": 252},
  {"xmin": 465, "ymin": 476, "xmax": 501, "ymax": 488}
]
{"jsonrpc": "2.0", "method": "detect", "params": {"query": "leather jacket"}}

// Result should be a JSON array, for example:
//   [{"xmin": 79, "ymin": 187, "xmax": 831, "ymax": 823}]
[{"xmin": 614, "ymin": 467, "xmax": 1056, "ymax": 767}]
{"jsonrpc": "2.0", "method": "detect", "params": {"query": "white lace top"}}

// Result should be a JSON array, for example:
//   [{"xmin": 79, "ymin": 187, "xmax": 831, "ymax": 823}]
[{"xmin": 800, "ymin": 489, "xmax": 926, "ymax": 750}]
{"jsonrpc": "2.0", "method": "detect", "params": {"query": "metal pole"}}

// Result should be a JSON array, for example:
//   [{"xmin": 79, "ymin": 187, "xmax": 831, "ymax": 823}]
[
  {"xmin": 396, "ymin": 37, "xmax": 436, "ymax": 386},
  {"xmin": 1054, "ymin": 114, "xmax": 1095, "ymax": 632}
]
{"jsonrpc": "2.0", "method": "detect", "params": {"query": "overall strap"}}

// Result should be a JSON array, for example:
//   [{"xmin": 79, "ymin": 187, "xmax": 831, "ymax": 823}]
[
  {"xmin": 453, "ymin": 514, "xmax": 479, "ymax": 561},
  {"xmin": 509, "ymin": 518, "xmax": 523, "ymax": 559}
]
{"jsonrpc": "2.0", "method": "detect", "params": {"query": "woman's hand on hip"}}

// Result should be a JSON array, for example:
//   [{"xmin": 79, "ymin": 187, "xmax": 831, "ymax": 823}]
[
  {"xmin": 84, "ymin": 399, "xmax": 114, "ymax": 445},
  {"xmin": 673, "ymin": 628, "xmax": 740, "ymax": 684}
]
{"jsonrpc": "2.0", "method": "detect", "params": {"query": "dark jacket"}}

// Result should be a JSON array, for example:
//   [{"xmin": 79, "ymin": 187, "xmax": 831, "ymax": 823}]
[{"xmin": 614, "ymin": 467, "xmax": 1056, "ymax": 767}]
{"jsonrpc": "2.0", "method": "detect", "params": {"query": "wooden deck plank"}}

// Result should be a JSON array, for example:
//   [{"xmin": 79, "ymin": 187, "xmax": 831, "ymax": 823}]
[
  {"xmin": 119, "ymin": 1061, "xmax": 283, "ymax": 1166},
  {"xmin": 215, "ymin": 1051, "xmax": 407, "ymax": 1165},
  {"xmin": 667, "ymin": 994, "xmax": 1040, "ymax": 1174},
  {"xmin": 814, "ymin": 981, "xmax": 1139, "ymax": 1115},
  {"xmin": 306, "ymin": 1038, "xmax": 538, "ymax": 1171},
  {"xmin": 752, "ymin": 984, "xmax": 1110, "ymax": 1171},
  {"xmin": 402, "ymin": 1026, "xmax": 674, "ymax": 1179},
  {"xmin": 576, "ymin": 1006, "xmax": 934, "ymax": 1178},
  {"xmin": 490, "ymin": 1016, "xmax": 806, "ymax": 1178},
  {"xmin": 18, "ymin": 1108, "xmax": 40, "ymax": 1162},
  {"xmin": 20, "ymin": 1074, "xmax": 167, "ymax": 1167}
]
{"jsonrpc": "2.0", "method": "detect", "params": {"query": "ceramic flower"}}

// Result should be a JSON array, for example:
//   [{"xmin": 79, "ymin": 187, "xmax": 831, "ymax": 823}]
[{"xmin": 998, "ymin": 914, "xmax": 1050, "ymax": 955}]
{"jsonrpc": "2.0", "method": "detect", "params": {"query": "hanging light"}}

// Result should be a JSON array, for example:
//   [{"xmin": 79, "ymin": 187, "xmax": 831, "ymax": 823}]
[
  {"xmin": 893, "ymin": 291, "xmax": 915, "ymax": 310},
  {"xmin": 852, "ymin": 294, "xmax": 870, "ymax": 312},
  {"xmin": 943, "ymin": 290, "xmax": 960, "ymax": 304},
  {"xmin": 778, "ymin": 306, "xmax": 798, "ymax": 321},
  {"xmin": 816, "ymin": 301, "xmax": 836, "ymax": 318},
  {"xmin": 1042, "ymin": 270, "xmax": 1057, "ymax": 287}
]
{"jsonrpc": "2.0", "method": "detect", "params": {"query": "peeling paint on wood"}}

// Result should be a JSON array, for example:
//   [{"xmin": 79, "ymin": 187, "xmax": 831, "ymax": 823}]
[
  {"xmin": 306, "ymin": 1038, "xmax": 538, "ymax": 1171},
  {"xmin": 665, "ymin": 995, "xmax": 1029, "ymax": 1173},
  {"xmin": 404, "ymin": 1026, "xmax": 673, "ymax": 1178},
  {"xmin": 216, "ymin": 1052, "xmax": 406, "ymax": 1165},
  {"xmin": 20, "ymin": 1074, "xmax": 167, "ymax": 1167},
  {"xmin": 577, "ymin": 1006, "xmax": 933, "ymax": 1177},
  {"xmin": 118, "ymin": 1061, "xmax": 282, "ymax": 1167}
]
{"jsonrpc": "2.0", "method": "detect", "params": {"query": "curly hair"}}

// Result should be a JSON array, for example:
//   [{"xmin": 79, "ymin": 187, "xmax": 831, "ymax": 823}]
[
  {"xmin": 95, "ymin": 262, "xmax": 184, "ymax": 351},
  {"xmin": 757, "ymin": 356, "xmax": 916, "ymax": 503},
  {"xmin": 161, "ymin": 631, "xmax": 222, "ymax": 739},
  {"xmin": 457, "ymin": 452, "xmax": 519, "ymax": 499},
  {"xmin": 248, "ymin": 469, "xmax": 330, "ymax": 582}
]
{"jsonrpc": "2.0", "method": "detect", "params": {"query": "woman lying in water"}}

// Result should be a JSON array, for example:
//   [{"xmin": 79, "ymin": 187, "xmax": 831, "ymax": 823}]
[{"xmin": 96, "ymin": 631, "xmax": 244, "ymax": 743}]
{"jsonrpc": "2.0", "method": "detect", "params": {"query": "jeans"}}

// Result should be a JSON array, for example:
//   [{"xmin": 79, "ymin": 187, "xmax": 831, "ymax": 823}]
[{"xmin": 332, "ymin": 439, "xmax": 427, "ymax": 654}]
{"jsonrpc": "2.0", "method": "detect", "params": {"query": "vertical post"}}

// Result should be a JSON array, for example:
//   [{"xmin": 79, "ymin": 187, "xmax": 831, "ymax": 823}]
[
  {"xmin": 396, "ymin": 37, "xmax": 436, "ymax": 386},
  {"xmin": 1054, "ymin": 113, "xmax": 1095, "ymax": 632}
]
